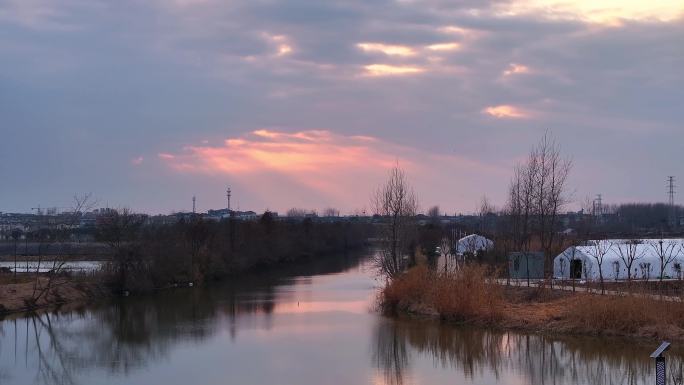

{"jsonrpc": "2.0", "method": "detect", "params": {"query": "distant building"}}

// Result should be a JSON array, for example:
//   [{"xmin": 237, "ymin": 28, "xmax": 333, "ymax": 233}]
[
  {"xmin": 200, "ymin": 209, "xmax": 270, "ymax": 221},
  {"xmin": 208, "ymin": 208, "xmax": 230, "ymax": 218},
  {"xmin": 233, "ymin": 210, "xmax": 257, "ymax": 221},
  {"xmin": 146, "ymin": 214, "xmax": 179, "ymax": 226}
]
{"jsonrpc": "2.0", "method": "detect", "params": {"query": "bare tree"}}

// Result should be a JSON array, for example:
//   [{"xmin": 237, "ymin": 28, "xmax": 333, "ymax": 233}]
[
  {"xmin": 649, "ymin": 239, "xmax": 681, "ymax": 282},
  {"xmin": 95, "ymin": 208, "xmax": 146, "ymax": 292},
  {"xmin": 439, "ymin": 236, "xmax": 452, "ymax": 273},
  {"xmin": 478, "ymin": 195, "xmax": 495, "ymax": 234},
  {"xmin": 31, "ymin": 193, "xmax": 95, "ymax": 306},
  {"xmin": 321, "ymin": 207, "xmax": 340, "ymax": 217},
  {"xmin": 286, "ymin": 208, "xmax": 309, "ymax": 217},
  {"xmin": 615, "ymin": 239, "xmax": 645, "ymax": 281},
  {"xmin": 505, "ymin": 133, "xmax": 572, "ymax": 264},
  {"xmin": 638, "ymin": 261, "xmax": 653, "ymax": 281},
  {"xmin": 584, "ymin": 239, "xmax": 613, "ymax": 294},
  {"xmin": 427, "ymin": 205, "xmax": 440, "ymax": 218},
  {"xmin": 534, "ymin": 133, "xmax": 572, "ymax": 253},
  {"xmin": 372, "ymin": 165, "xmax": 418, "ymax": 279},
  {"xmin": 479, "ymin": 196, "xmax": 495, "ymax": 216},
  {"xmin": 351, "ymin": 207, "xmax": 368, "ymax": 217},
  {"xmin": 506, "ymin": 163, "xmax": 535, "ymax": 252},
  {"xmin": 10, "ymin": 229, "xmax": 21, "ymax": 283}
]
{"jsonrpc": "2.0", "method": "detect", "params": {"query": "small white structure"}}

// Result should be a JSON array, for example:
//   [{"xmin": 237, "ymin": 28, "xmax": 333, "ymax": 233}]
[
  {"xmin": 455, "ymin": 234, "xmax": 494, "ymax": 256},
  {"xmin": 553, "ymin": 239, "xmax": 684, "ymax": 281}
]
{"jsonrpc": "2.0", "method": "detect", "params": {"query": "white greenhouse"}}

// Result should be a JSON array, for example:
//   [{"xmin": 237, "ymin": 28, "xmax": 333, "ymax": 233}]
[
  {"xmin": 455, "ymin": 234, "xmax": 494, "ymax": 256},
  {"xmin": 553, "ymin": 239, "xmax": 684, "ymax": 281}
]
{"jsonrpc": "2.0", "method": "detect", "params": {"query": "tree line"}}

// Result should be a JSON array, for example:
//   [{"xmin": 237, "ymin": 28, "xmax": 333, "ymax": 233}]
[
  {"xmin": 371, "ymin": 133, "xmax": 575, "ymax": 279},
  {"xmin": 95, "ymin": 210, "xmax": 371, "ymax": 293}
]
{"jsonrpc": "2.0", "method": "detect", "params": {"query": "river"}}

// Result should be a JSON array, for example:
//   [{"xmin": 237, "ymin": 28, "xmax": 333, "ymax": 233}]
[{"xmin": 0, "ymin": 251, "xmax": 678, "ymax": 384}]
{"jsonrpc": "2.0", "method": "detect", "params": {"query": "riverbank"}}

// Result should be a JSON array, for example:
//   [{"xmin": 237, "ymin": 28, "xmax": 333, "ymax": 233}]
[
  {"xmin": 0, "ymin": 250, "xmax": 669, "ymax": 385},
  {"xmin": 0, "ymin": 273, "xmax": 106, "ymax": 314},
  {"xmin": 381, "ymin": 265, "xmax": 684, "ymax": 342},
  {"xmin": 0, "ymin": 250, "xmax": 367, "ymax": 316}
]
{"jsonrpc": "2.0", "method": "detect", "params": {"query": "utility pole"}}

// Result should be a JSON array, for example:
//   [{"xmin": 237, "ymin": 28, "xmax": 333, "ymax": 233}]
[
  {"xmin": 226, "ymin": 187, "xmax": 231, "ymax": 213},
  {"xmin": 192, "ymin": 195, "xmax": 196, "ymax": 214}
]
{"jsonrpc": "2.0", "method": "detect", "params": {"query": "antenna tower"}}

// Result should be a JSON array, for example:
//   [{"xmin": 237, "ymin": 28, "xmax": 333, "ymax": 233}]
[{"xmin": 226, "ymin": 188, "xmax": 231, "ymax": 212}]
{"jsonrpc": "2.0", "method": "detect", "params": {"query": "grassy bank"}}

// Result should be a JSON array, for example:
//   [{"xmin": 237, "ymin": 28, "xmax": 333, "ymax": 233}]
[
  {"xmin": 0, "ymin": 273, "xmax": 105, "ymax": 314},
  {"xmin": 381, "ymin": 265, "xmax": 684, "ymax": 341},
  {"xmin": 0, "ymin": 246, "xmax": 367, "ymax": 316}
]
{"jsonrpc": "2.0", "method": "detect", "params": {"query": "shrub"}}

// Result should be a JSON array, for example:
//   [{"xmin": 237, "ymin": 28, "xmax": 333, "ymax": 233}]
[
  {"xmin": 563, "ymin": 294, "xmax": 684, "ymax": 338},
  {"xmin": 431, "ymin": 265, "xmax": 503, "ymax": 323},
  {"xmin": 381, "ymin": 265, "xmax": 503, "ymax": 324}
]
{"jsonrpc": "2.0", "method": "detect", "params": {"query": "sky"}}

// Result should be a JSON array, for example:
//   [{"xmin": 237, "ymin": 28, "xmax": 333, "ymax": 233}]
[{"xmin": 1, "ymin": 0, "xmax": 683, "ymax": 215}]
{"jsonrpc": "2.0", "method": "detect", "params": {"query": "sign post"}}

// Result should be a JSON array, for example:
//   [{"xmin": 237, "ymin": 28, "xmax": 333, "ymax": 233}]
[{"xmin": 651, "ymin": 341, "xmax": 671, "ymax": 385}]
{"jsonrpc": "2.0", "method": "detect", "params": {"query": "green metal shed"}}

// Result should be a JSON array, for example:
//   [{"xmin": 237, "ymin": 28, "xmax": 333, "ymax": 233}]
[{"xmin": 508, "ymin": 252, "xmax": 545, "ymax": 279}]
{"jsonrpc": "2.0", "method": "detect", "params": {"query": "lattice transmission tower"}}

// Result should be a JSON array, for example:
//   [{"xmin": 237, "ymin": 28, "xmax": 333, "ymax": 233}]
[{"xmin": 668, "ymin": 176, "xmax": 676, "ymax": 207}]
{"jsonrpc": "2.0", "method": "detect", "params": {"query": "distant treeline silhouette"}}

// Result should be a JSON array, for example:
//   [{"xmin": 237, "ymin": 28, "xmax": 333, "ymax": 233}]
[{"xmin": 95, "ymin": 210, "xmax": 372, "ymax": 293}]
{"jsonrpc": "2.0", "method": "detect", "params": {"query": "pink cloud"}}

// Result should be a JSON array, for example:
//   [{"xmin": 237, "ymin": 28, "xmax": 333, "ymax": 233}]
[
  {"xmin": 158, "ymin": 153, "xmax": 175, "ymax": 160},
  {"xmin": 158, "ymin": 129, "xmax": 508, "ymax": 213},
  {"xmin": 503, "ymin": 63, "xmax": 530, "ymax": 76},
  {"xmin": 130, "ymin": 156, "xmax": 144, "ymax": 165},
  {"xmin": 482, "ymin": 104, "xmax": 530, "ymax": 119}
]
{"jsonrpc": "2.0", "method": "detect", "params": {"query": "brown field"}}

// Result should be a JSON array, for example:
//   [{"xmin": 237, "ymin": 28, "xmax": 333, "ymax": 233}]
[
  {"xmin": 381, "ymin": 265, "xmax": 684, "ymax": 341},
  {"xmin": 0, "ymin": 273, "xmax": 102, "ymax": 314}
]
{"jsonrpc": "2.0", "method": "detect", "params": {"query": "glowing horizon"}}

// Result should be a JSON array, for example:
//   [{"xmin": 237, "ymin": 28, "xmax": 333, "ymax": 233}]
[{"xmin": 158, "ymin": 129, "xmax": 507, "ymax": 213}]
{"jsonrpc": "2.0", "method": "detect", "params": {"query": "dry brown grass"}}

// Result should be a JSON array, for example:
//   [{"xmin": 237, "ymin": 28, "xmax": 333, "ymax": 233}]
[
  {"xmin": 382, "ymin": 265, "xmax": 684, "ymax": 341},
  {"xmin": 0, "ymin": 275, "xmax": 102, "ymax": 314},
  {"xmin": 382, "ymin": 265, "xmax": 504, "ymax": 324},
  {"xmin": 0, "ymin": 273, "xmax": 34, "ymax": 285},
  {"xmin": 560, "ymin": 294, "xmax": 684, "ymax": 339}
]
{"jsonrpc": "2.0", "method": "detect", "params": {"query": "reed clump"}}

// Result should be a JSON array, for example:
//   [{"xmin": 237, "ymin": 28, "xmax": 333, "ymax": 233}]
[
  {"xmin": 382, "ymin": 265, "xmax": 684, "ymax": 341},
  {"xmin": 382, "ymin": 265, "xmax": 503, "ymax": 324},
  {"xmin": 562, "ymin": 293, "xmax": 684, "ymax": 339}
]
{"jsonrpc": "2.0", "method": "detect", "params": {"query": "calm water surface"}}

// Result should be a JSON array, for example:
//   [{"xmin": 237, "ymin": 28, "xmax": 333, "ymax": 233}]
[{"xmin": 0, "ymin": 252, "xmax": 676, "ymax": 385}]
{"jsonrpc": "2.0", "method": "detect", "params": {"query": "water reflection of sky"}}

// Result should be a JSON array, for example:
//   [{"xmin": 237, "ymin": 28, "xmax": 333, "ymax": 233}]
[{"xmin": 0, "ymin": 253, "xmax": 678, "ymax": 385}]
